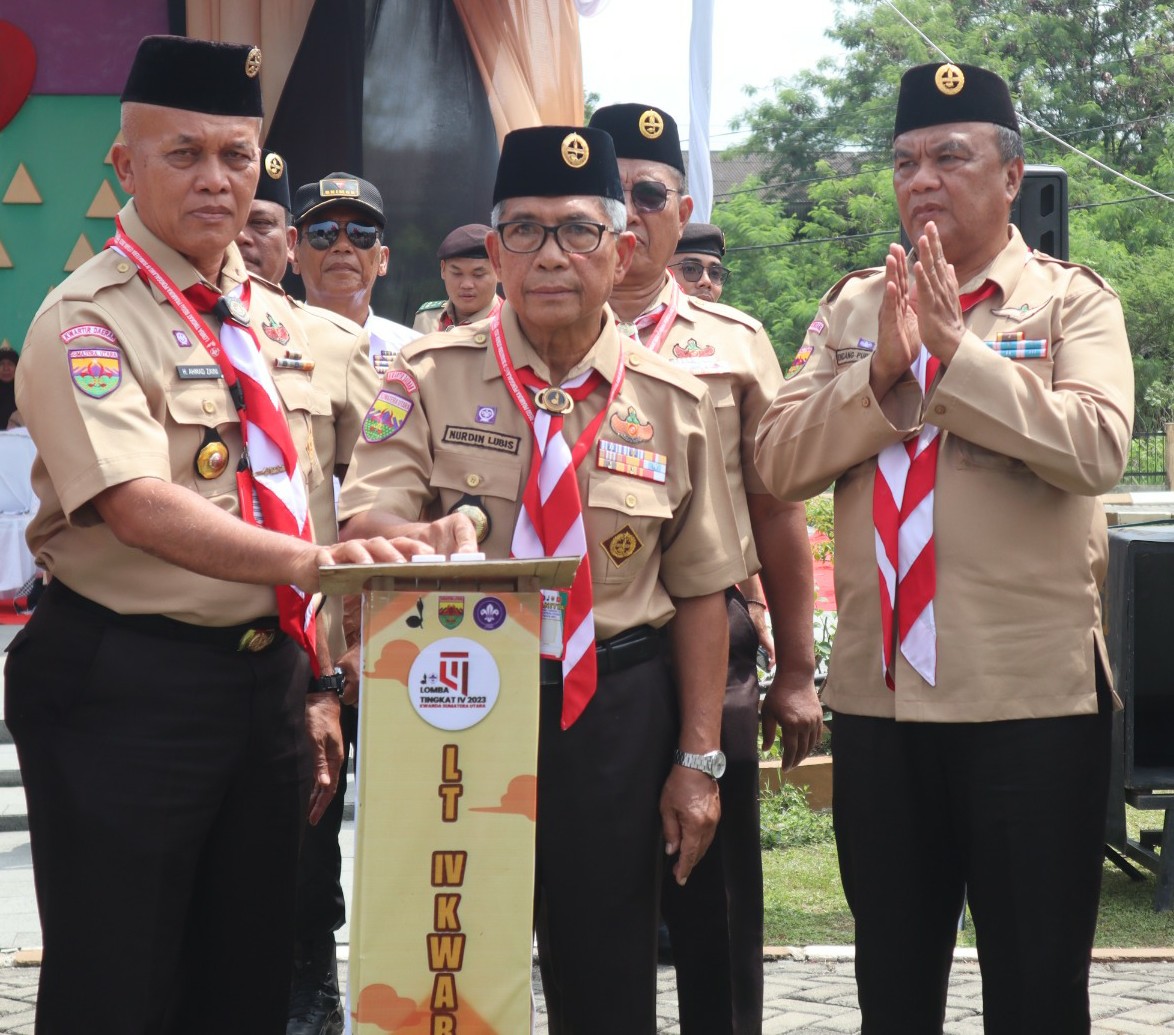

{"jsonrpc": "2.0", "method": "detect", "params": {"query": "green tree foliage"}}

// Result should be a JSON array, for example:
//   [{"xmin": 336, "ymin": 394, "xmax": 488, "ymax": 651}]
[{"xmin": 714, "ymin": 0, "xmax": 1174, "ymax": 424}]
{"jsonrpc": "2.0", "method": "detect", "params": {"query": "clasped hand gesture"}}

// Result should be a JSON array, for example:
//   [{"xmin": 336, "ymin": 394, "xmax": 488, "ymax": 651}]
[{"xmin": 869, "ymin": 221, "xmax": 965, "ymax": 400}]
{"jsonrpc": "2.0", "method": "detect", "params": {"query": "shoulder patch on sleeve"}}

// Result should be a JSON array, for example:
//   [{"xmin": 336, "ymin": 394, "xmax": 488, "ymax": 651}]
[
  {"xmin": 60, "ymin": 324, "xmax": 118, "ymax": 346},
  {"xmin": 416, "ymin": 299, "xmax": 447, "ymax": 312},
  {"xmin": 823, "ymin": 267, "xmax": 883, "ymax": 306}
]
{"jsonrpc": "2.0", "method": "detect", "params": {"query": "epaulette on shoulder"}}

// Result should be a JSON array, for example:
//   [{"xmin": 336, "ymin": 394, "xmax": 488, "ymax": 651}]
[
  {"xmin": 289, "ymin": 298, "xmax": 364, "ymax": 336},
  {"xmin": 398, "ymin": 325, "xmax": 486, "ymax": 361},
  {"xmin": 626, "ymin": 343, "xmax": 708, "ymax": 402},
  {"xmin": 686, "ymin": 295, "xmax": 761, "ymax": 331},
  {"xmin": 416, "ymin": 299, "xmax": 446, "ymax": 312},
  {"xmin": 1029, "ymin": 251, "xmax": 1114, "ymax": 293},
  {"xmin": 57, "ymin": 248, "xmax": 138, "ymax": 302},
  {"xmin": 822, "ymin": 267, "xmax": 883, "ymax": 306}
]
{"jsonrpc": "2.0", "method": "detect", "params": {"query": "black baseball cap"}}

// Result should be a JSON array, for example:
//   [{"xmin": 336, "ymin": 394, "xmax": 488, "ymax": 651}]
[{"xmin": 292, "ymin": 172, "xmax": 384, "ymax": 228}]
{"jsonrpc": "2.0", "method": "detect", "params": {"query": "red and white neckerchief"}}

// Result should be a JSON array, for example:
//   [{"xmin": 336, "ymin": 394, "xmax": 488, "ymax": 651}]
[
  {"xmin": 110, "ymin": 219, "xmax": 320, "ymax": 675},
  {"xmin": 618, "ymin": 276, "xmax": 681, "ymax": 353},
  {"xmin": 489, "ymin": 310, "xmax": 625, "ymax": 728},
  {"xmin": 438, "ymin": 294, "xmax": 503, "ymax": 332},
  {"xmin": 872, "ymin": 279, "xmax": 998, "ymax": 690}
]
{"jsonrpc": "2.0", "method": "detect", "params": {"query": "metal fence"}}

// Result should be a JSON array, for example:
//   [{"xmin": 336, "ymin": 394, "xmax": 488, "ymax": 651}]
[{"xmin": 1122, "ymin": 430, "xmax": 1167, "ymax": 487}]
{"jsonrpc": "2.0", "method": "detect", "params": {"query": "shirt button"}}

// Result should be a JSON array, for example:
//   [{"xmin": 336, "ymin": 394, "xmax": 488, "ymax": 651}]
[
  {"xmin": 116, "ymin": 262, "xmax": 130, "ymax": 273},
  {"xmin": 473, "ymin": 333, "xmax": 487, "ymax": 344},
  {"xmin": 861, "ymin": 397, "xmax": 871, "ymax": 408},
  {"xmin": 625, "ymin": 493, "xmax": 637, "ymax": 508},
  {"xmin": 202, "ymin": 400, "xmax": 216, "ymax": 414},
  {"xmin": 465, "ymin": 473, "xmax": 482, "ymax": 488},
  {"xmin": 934, "ymin": 404, "xmax": 946, "ymax": 415},
  {"xmin": 628, "ymin": 352, "xmax": 642, "ymax": 367}
]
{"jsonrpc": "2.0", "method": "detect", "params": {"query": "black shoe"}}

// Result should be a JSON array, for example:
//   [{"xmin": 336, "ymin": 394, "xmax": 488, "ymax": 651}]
[{"xmin": 287, "ymin": 936, "xmax": 344, "ymax": 1035}]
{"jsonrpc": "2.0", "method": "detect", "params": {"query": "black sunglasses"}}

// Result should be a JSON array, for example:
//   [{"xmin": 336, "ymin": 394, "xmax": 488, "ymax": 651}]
[
  {"xmin": 670, "ymin": 259, "xmax": 730, "ymax": 286},
  {"xmin": 301, "ymin": 219, "xmax": 382, "ymax": 251},
  {"xmin": 624, "ymin": 180, "xmax": 681, "ymax": 214}
]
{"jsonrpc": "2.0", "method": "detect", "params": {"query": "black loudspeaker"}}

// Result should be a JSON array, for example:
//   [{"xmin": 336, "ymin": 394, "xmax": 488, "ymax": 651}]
[
  {"xmin": 1105, "ymin": 525, "xmax": 1174, "ymax": 792},
  {"xmin": 1011, "ymin": 165, "xmax": 1069, "ymax": 260}
]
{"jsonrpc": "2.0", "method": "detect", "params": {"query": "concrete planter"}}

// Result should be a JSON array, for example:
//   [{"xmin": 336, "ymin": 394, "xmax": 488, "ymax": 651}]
[{"xmin": 759, "ymin": 755, "xmax": 833, "ymax": 811}]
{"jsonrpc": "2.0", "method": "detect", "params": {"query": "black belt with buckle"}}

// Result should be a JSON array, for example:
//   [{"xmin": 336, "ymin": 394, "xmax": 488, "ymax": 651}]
[
  {"xmin": 540, "ymin": 624, "xmax": 664, "ymax": 686},
  {"xmin": 50, "ymin": 580, "xmax": 285, "ymax": 654}
]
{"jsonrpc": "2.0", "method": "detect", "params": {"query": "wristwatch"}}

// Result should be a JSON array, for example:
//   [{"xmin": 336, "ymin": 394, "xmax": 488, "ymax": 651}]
[
  {"xmin": 311, "ymin": 667, "xmax": 347, "ymax": 696},
  {"xmin": 673, "ymin": 748, "xmax": 727, "ymax": 780}
]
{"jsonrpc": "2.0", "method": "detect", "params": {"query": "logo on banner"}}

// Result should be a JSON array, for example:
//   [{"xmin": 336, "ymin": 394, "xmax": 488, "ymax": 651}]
[
  {"xmin": 438, "ymin": 595, "xmax": 465, "ymax": 630},
  {"xmin": 408, "ymin": 638, "xmax": 500, "ymax": 731},
  {"xmin": 473, "ymin": 596, "xmax": 506, "ymax": 631}
]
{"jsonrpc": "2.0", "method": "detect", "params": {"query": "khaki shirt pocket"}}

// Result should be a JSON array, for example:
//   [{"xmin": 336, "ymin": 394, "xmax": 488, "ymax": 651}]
[
  {"xmin": 163, "ymin": 383, "xmax": 238, "ymax": 498},
  {"xmin": 273, "ymin": 373, "xmax": 332, "ymax": 494},
  {"xmin": 587, "ymin": 471, "xmax": 674, "ymax": 585},
  {"xmin": 431, "ymin": 448, "xmax": 524, "ymax": 550}
]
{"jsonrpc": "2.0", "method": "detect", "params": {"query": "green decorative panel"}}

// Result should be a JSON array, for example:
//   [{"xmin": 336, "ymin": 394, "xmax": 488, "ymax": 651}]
[{"xmin": 0, "ymin": 95, "xmax": 128, "ymax": 350}]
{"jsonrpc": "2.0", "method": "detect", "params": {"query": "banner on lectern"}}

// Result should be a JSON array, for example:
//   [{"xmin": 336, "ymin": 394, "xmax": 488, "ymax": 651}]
[{"xmin": 327, "ymin": 559, "xmax": 575, "ymax": 1035}]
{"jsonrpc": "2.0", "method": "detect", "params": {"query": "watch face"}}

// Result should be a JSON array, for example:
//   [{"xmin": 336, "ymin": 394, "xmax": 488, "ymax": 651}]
[{"xmin": 707, "ymin": 751, "xmax": 727, "ymax": 779}]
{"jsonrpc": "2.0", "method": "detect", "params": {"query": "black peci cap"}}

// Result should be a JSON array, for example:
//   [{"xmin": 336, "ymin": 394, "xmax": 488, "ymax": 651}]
[
  {"xmin": 437, "ymin": 224, "xmax": 491, "ymax": 260},
  {"xmin": 492, "ymin": 126, "xmax": 623, "ymax": 206},
  {"xmin": 255, "ymin": 149, "xmax": 291, "ymax": 211},
  {"xmin": 676, "ymin": 222, "xmax": 725, "ymax": 258},
  {"xmin": 588, "ymin": 103, "xmax": 685, "ymax": 175},
  {"xmin": 292, "ymin": 172, "xmax": 385, "ymax": 228},
  {"xmin": 121, "ymin": 35, "xmax": 264, "ymax": 117},
  {"xmin": 893, "ymin": 62, "xmax": 1019, "ymax": 139}
]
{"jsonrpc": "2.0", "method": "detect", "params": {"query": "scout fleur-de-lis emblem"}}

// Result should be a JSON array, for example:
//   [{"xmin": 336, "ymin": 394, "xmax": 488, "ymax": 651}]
[
  {"xmin": 244, "ymin": 47, "xmax": 262, "ymax": 78},
  {"xmin": 638, "ymin": 109, "xmax": 664, "ymax": 139},
  {"xmin": 561, "ymin": 132, "xmax": 589, "ymax": 169},
  {"xmin": 935, "ymin": 63, "xmax": 965, "ymax": 96}
]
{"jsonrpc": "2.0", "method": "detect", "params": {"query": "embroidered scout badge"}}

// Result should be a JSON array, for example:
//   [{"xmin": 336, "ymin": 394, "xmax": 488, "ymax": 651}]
[
  {"xmin": 362, "ymin": 389, "xmax": 413, "ymax": 443},
  {"xmin": 608, "ymin": 405, "xmax": 654, "ymax": 444},
  {"xmin": 68, "ymin": 348, "xmax": 121, "ymax": 399},
  {"xmin": 261, "ymin": 313, "xmax": 290, "ymax": 345},
  {"xmin": 672, "ymin": 338, "xmax": 715, "ymax": 359},
  {"xmin": 602, "ymin": 525, "xmax": 643, "ymax": 568},
  {"xmin": 784, "ymin": 342, "xmax": 814, "ymax": 379}
]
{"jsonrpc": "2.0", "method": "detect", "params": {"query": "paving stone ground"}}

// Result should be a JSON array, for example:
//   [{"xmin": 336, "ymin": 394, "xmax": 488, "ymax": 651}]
[{"xmin": 1, "ymin": 956, "xmax": 1173, "ymax": 1033}]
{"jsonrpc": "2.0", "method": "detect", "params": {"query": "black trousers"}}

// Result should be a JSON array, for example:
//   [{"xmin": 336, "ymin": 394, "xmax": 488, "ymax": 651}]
[
  {"xmin": 293, "ymin": 701, "xmax": 358, "ymax": 941},
  {"xmin": 4, "ymin": 581, "xmax": 312, "ymax": 1035},
  {"xmin": 534, "ymin": 650, "xmax": 677, "ymax": 1035},
  {"xmin": 661, "ymin": 593, "xmax": 764, "ymax": 1035},
  {"xmin": 832, "ymin": 705, "xmax": 1112, "ymax": 1035}
]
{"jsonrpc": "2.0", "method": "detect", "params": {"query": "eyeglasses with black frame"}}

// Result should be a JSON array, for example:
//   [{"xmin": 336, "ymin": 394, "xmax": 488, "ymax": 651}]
[
  {"xmin": 624, "ymin": 179, "xmax": 681, "ymax": 214},
  {"xmin": 496, "ymin": 220, "xmax": 614, "ymax": 255},
  {"xmin": 669, "ymin": 259, "xmax": 730, "ymax": 286},
  {"xmin": 300, "ymin": 219, "xmax": 382, "ymax": 251}
]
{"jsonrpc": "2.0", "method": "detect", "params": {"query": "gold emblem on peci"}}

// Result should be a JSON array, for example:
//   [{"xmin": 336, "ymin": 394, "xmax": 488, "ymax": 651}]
[
  {"xmin": 561, "ymin": 132, "xmax": 590, "ymax": 169},
  {"xmin": 934, "ymin": 63, "xmax": 965, "ymax": 96},
  {"xmin": 245, "ymin": 47, "xmax": 263, "ymax": 78},
  {"xmin": 638, "ymin": 109, "xmax": 664, "ymax": 140},
  {"xmin": 264, "ymin": 152, "xmax": 284, "ymax": 180}
]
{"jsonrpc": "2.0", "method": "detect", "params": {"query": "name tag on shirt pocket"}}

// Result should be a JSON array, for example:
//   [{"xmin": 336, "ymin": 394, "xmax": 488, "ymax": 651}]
[{"xmin": 985, "ymin": 331, "xmax": 1049, "ymax": 359}]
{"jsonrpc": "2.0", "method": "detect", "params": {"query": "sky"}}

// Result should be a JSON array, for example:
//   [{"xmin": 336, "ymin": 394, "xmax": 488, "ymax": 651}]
[{"xmin": 578, "ymin": 0, "xmax": 845, "ymax": 151}]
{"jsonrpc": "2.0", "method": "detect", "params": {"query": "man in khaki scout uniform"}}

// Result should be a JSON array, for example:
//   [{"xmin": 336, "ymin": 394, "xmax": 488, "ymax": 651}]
[
  {"xmin": 291, "ymin": 174, "xmax": 418, "ymax": 377},
  {"xmin": 669, "ymin": 221, "xmax": 731, "ymax": 304},
  {"xmin": 339, "ymin": 124, "xmax": 747, "ymax": 1034},
  {"xmin": 237, "ymin": 152, "xmax": 380, "ymax": 1035},
  {"xmin": 589, "ymin": 101, "xmax": 821, "ymax": 1035},
  {"xmin": 756, "ymin": 63, "xmax": 1134, "ymax": 1034},
  {"xmin": 411, "ymin": 222, "xmax": 502, "ymax": 333},
  {"xmin": 4, "ymin": 36, "xmax": 466, "ymax": 1034}
]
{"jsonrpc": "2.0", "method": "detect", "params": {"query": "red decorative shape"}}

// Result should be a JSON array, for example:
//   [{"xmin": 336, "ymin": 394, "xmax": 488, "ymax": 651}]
[{"xmin": 0, "ymin": 21, "xmax": 36, "ymax": 132}]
